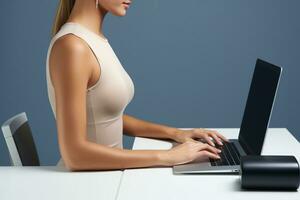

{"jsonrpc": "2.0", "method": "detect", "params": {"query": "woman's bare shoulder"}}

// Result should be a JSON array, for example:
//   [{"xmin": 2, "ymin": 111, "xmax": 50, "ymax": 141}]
[
  {"xmin": 49, "ymin": 34, "xmax": 93, "ymax": 89},
  {"xmin": 50, "ymin": 34, "xmax": 92, "ymax": 67}
]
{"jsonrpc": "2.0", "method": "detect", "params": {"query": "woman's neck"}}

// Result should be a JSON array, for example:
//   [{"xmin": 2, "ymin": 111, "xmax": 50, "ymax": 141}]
[{"xmin": 67, "ymin": 0, "xmax": 108, "ymax": 37}]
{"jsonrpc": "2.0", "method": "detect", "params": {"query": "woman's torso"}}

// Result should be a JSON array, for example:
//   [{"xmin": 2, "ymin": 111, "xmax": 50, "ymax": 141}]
[{"xmin": 46, "ymin": 22, "xmax": 135, "ymax": 167}]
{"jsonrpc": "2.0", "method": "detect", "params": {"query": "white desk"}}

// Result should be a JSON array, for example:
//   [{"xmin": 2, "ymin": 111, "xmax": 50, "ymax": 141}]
[
  {"xmin": 117, "ymin": 128, "xmax": 300, "ymax": 200},
  {"xmin": 0, "ymin": 166, "xmax": 123, "ymax": 200}
]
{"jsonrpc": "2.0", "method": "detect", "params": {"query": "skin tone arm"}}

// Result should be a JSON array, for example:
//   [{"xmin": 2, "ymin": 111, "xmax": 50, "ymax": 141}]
[
  {"xmin": 123, "ymin": 114, "xmax": 229, "ymax": 146},
  {"xmin": 49, "ymin": 35, "xmax": 222, "ymax": 171},
  {"xmin": 123, "ymin": 114, "xmax": 179, "ymax": 140}
]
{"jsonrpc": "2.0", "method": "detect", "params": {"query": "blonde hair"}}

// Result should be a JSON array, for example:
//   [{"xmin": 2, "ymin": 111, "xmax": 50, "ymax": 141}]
[{"xmin": 51, "ymin": 0, "xmax": 76, "ymax": 37}]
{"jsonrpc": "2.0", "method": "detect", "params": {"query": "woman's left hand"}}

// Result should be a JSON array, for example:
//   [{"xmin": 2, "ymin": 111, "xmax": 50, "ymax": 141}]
[{"xmin": 172, "ymin": 128, "xmax": 229, "ymax": 146}]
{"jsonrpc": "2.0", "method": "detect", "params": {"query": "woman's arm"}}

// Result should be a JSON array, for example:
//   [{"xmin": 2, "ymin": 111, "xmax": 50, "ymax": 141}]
[
  {"xmin": 50, "ymin": 35, "xmax": 220, "ymax": 171},
  {"xmin": 61, "ymin": 137, "xmax": 220, "ymax": 171},
  {"xmin": 123, "ymin": 115, "xmax": 228, "ymax": 145},
  {"xmin": 123, "ymin": 114, "xmax": 178, "ymax": 140}
]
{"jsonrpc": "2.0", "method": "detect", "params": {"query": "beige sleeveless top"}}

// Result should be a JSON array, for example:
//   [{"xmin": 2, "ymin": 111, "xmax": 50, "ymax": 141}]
[{"xmin": 45, "ymin": 22, "xmax": 135, "ymax": 167}]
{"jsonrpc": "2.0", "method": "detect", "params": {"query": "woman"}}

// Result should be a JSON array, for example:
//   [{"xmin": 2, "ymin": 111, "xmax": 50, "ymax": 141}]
[{"xmin": 46, "ymin": 0, "xmax": 227, "ymax": 171}]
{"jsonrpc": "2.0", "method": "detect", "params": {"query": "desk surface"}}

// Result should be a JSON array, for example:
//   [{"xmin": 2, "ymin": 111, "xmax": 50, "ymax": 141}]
[
  {"xmin": 117, "ymin": 128, "xmax": 300, "ymax": 200},
  {"xmin": 0, "ymin": 166, "xmax": 122, "ymax": 200},
  {"xmin": 1, "ymin": 128, "xmax": 299, "ymax": 200}
]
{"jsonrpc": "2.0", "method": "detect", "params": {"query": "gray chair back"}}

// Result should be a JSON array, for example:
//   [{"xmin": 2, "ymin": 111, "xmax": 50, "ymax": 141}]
[{"xmin": 1, "ymin": 112, "xmax": 40, "ymax": 166}]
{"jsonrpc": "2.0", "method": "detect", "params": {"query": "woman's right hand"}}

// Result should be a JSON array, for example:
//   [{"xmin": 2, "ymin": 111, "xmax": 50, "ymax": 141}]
[{"xmin": 159, "ymin": 141, "xmax": 221, "ymax": 166}]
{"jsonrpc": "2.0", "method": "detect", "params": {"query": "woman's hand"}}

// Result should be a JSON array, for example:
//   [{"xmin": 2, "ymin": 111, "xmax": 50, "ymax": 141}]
[
  {"xmin": 172, "ymin": 128, "xmax": 229, "ymax": 146},
  {"xmin": 159, "ymin": 141, "xmax": 221, "ymax": 166}
]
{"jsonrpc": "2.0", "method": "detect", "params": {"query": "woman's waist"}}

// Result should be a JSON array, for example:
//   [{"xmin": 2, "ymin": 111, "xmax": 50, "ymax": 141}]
[{"xmin": 87, "ymin": 114, "xmax": 123, "ymax": 125}]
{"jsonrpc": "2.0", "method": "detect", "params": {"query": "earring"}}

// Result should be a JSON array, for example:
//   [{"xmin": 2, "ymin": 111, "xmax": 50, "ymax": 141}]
[{"xmin": 96, "ymin": 0, "xmax": 99, "ymax": 9}]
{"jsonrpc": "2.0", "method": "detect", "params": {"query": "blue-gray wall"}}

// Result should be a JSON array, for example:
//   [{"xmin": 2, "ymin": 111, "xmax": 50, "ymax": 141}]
[{"xmin": 0, "ymin": 0, "xmax": 299, "ymax": 165}]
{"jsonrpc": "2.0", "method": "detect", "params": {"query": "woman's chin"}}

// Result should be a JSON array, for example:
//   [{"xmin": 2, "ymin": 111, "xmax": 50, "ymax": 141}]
[{"xmin": 111, "ymin": 9, "xmax": 127, "ymax": 17}]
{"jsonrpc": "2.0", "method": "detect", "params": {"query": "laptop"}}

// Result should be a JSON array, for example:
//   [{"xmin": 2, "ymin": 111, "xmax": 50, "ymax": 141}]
[{"xmin": 173, "ymin": 58, "xmax": 282, "ymax": 174}]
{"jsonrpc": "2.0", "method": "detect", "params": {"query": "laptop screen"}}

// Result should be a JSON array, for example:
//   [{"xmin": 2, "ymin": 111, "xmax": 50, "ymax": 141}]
[{"xmin": 238, "ymin": 59, "xmax": 282, "ymax": 155}]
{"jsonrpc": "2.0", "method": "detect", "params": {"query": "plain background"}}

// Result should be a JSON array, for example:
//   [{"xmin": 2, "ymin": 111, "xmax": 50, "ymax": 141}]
[{"xmin": 0, "ymin": 1, "xmax": 299, "ymax": 166}]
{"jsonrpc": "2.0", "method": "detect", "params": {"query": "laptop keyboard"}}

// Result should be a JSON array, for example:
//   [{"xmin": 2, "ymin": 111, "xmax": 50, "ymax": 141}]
[{"xmin": 209, "ymin": 142, "xmax": 241, "ymax": 166}]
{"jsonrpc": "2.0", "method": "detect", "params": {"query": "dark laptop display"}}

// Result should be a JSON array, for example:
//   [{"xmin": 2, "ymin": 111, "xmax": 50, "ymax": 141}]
[
  {"xmin": 173, "ymin": 58, "xmax": 282, "ymax": 173},
  {"xmin": 238, "ymin": 59, "xmax": 282, "ymax": 155}
]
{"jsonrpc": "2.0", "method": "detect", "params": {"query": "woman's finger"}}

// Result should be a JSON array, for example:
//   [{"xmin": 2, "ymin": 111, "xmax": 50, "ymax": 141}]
[
  {"xmin": 203, "ymin": 130, "xmax": 221, "ymax": 144},
  {"xmin": 209, "ymin": 132, "xmax": 223, "ymax": 146},
  {"xmin": 198, "ymin": 143, "xmax": 221, "ymax": 154},
  {"xmin": 204, "ymin": 135, "xmax": 215, "ymax": 147},
  {"xmin": 199, "ymin": 150, "xmax": 221, "ymax": 159},
  {"xmin": 214, "ymin": 131, "xmax": 229, "ymax": 142},
  {"xmin": 206, "ymin": 130, "xmax": 229, "ymax": 142}
]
